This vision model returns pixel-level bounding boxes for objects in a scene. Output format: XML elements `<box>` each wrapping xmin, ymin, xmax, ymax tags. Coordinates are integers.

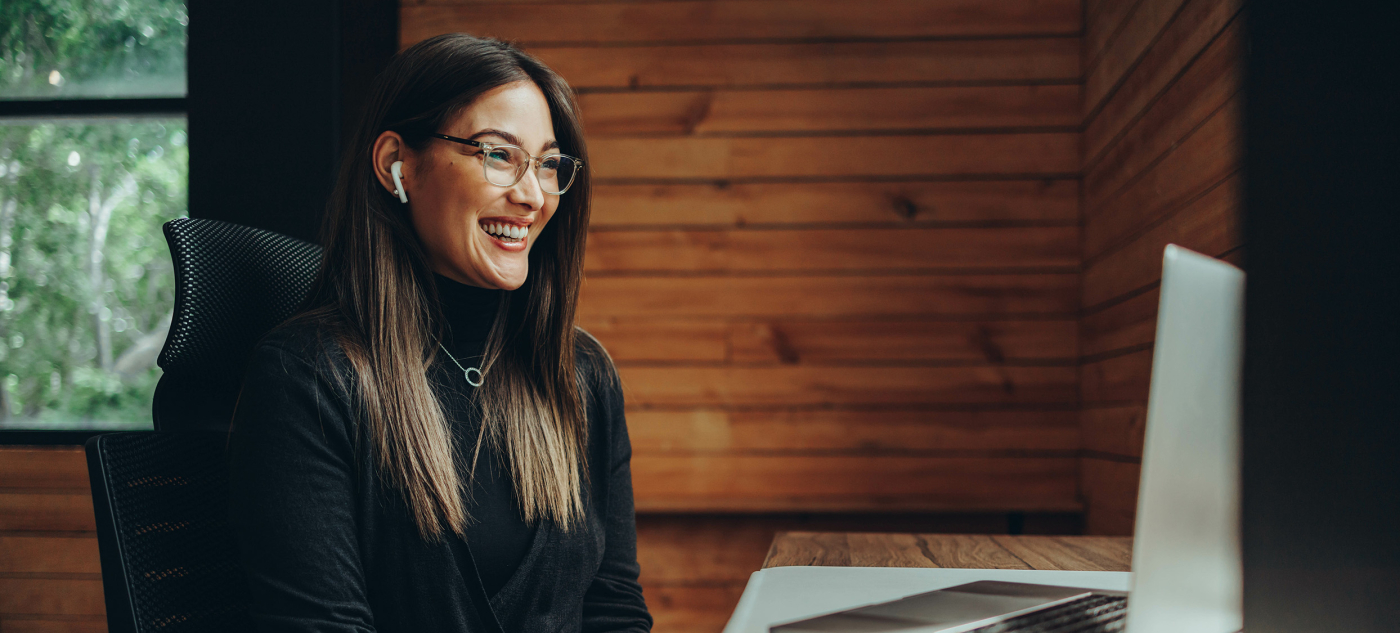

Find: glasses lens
<box><xmin>538</xmin><ymin>155</ymin><xmax>580</xmax><ymax>194</ymax></box>
<box><xmin>482</xmin><ymin>145</ymin><xmax>527</xmax><ymax>186</ymax></box>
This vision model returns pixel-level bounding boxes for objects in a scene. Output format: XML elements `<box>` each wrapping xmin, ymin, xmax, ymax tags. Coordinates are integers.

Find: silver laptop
<box><xmin>773</xmin><ymin>245</ymin><xmax>1245</xmax><ymax>633</ymax></box>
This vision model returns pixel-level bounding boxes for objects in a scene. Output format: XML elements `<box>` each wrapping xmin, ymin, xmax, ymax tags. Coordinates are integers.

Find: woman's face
<box><xmin>373</xmin><ymin>81</ymin><xmax>561</xmax><ymax>290</ymax></box>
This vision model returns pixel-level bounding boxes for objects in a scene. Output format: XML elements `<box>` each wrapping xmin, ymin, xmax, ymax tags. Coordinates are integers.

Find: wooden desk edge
<box><xmin>763</xmin><ymin>532</ymin><xmax>1133</xmax><ymax>572</ymax></box>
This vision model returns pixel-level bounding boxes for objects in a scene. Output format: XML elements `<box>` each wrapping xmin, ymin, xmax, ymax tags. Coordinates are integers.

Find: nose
<box><xmin>507</xmin><ymin>160</ymin><xmax>547</xmax><ymax>211</ymax></box>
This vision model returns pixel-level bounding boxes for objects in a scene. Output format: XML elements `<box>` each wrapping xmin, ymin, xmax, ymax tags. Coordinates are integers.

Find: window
<box><xmin>0</xmin><ymin>0</ymin><xmax>187</xmax><ymax>432</ymax></box>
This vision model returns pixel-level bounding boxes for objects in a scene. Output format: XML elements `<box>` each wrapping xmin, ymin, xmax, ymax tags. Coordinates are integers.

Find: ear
<box><xmin>371</xmin><ymin>131</ymin><xmax>410</xmax><ymax>198</ymax></box>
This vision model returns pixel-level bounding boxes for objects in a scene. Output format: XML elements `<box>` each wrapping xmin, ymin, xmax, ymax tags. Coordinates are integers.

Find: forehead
<box><xmin>446</xmin><ymin>81</ymin><xmax>555</xmax><ymax>149</ymax></box>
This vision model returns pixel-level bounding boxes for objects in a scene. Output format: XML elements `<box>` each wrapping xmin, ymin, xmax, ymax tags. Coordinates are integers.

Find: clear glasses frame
<box><xmin>430</xmin><ymin>132</ymin><xmax>584</xmax><ymax>195</ymax></box>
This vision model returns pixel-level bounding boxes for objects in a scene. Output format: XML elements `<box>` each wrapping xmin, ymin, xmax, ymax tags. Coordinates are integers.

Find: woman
<box><xmin>227</xmin><ymin>34</ymin><xmax>652</xmax><ymax>632</ymax></box>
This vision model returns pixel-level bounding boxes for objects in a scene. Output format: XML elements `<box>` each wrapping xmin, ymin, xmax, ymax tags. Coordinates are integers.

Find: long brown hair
<box><xmin>289</xmin><ymin>34</ymin><xmax>592</xmax><ymax>540</ymax></box>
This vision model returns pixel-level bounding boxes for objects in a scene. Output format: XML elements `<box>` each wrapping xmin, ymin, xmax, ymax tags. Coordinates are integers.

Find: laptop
<box><xmin>769</xmin><ymin>245</ymin><xmax>1245</xmax><ymax>633</ymax></box>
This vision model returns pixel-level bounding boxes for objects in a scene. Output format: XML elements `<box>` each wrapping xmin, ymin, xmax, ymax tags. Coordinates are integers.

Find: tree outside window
<box><xmin>1</xmin><ymin>0</ymin><xmax>186</xmax><ymax>430</ymax></box>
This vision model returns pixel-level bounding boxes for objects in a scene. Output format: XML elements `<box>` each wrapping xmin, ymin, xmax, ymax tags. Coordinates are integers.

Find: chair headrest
<box><xmin>158</xmin><ymin>218</ymin><xmax>322</xmax><ymax>378</ymax></box>
<box><xmin>153</xmin><ymin>218</ymin><xmax>322</xmax><ymax>431</ymax></box>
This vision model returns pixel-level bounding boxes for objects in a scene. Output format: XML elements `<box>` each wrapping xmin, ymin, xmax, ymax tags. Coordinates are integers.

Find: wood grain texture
<box><xmin>528</xmin><ymin>38</ymin><xmax>1081</xmax><ymax>89</ymax></box>
<box><xmin>1084</xmin><ymin>19</ymin><xmax>1241</xmax><ymax>201</ymax></box>
<box><xmin>0</xmin><ymin>578</ymin><xmax>104</xmax><ymax>616</ymax></box>
<box><xmin>0</xmin><ymin>448</ymin><xmax>88</xmax><ymax>491</ymax></box>
<box><xmin>1081</xmin><ymin>287</ymin><xmax>1159</xmax><ymax>358</ymax></box>
<box><xmin>627</xmin><ymin>409</ymin><xmax>1080</xmax><ymax>453</ymax></box>
<box><xmin>1083</xmin><ymin>173</ymin><xmax>1241</xmax><ymax>306</ymax></box>
<box><xmin>0</xmin><ymin>537</ymin><xmax>100</xmax><ymax>574</ymax></box>
<box><xmin>581</xmin><ymin>318</ymin><xmax>1079</xmax><ymax>364</ymax></box>
<box><xmin>1084</xmin><ymin>0</ymin><xmax>1188</xmax><ymax>115</ymax></box>
<box><xmin>587</xmin><ymin>134</ymin><xmax>1079</xmax><ymax>180</ymax></box>
<box><xmin>1081</xmin><ymin>459</ymin><xmax>1141</xmax><ymax>536</ymax></box>
<box><xmin>1084</xmin><ymin>0</ymin><xmax>1242</xmax><ymax>157</ymax></box>
<box><xmin>589</xmin><ymin>180</ymin><xmax>1080</xmax><ymax>227</ymax></box>
<box><xmin>618</xmin><ymin>365</ymin><xmax>1078</xmax><ymax>407</ymax></box>
<box><xmin>1083</xmin><ymin>0</ymin><xmax>1142</xmax><ymax>72</ymax></box>
<box><xmin>1080</xmin><ymin>349</ymin><xmax>1152</xmax><ymax>406</ymax></box>
<box><xmin>0</xmin><ymin>618</ymin><xmax>108</xmax><ymax>633</ymax></box>
<box><xmin>1083</xmin><ymin>96</ymin><xmax>1240</xmax><ymax>260</ymax></box>
<box><xmin>1082</xmin><ymin>405</ymin><xmax>1148</xmax><ymax>459</ymax></box>
<box><xmin>579</xmin><ymin>85</ymin><xmax>1082</xmax><ymax>135</ymax></box>
<box><xmin>585</xmin><ymin>227</ymin><xmax>1079</xmax><ymax>273</ymax></box>
<box><xmin>578</xmin><ymin>274</ymin><xmax>1079</xmax><ymax>319</ymax></box>
<box><xmin>402</xmin><ymin>0</ymin><xmax>1081</xmax><ymax>45</ymax></box>
<box><xmin>632</xmin><ymin>456</ymin><xmax>1080</xmax><ymax>513</ymax></box>
<box><xmin>0</xmin><ymin>494</ymin><xmax>96</xmax><ymax>533</ymax></box>
<box><xmin>763</xmin><ymin>533</ymin><xmax>1132</xmax><ymax>570</ymax></box>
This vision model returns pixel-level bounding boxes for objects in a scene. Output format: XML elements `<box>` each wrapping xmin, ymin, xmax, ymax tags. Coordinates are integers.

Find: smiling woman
<box><xmin>226</xmin><ymin>34</ymin><xmax>649</xmax><ymax>633</ymax></box>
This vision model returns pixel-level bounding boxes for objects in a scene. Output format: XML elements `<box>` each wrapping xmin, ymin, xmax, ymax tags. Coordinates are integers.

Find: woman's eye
<box><xmin>540</xmin><ymin>156</ymin><xmax>561</xmax><ymax>171</ymax></box>
<box><xmin>485</xmin><ymin>149</ymin><xmax>513</xmax><ymax>166</ymax></box>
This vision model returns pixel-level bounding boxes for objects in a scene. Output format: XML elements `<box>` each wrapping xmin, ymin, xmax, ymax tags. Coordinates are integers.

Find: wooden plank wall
<box><xmin>1079</xmin><ymin>0</ymin><xmax>1244</xmax><ymax>535</ymax></box>
<box><xmin>0</xmin><ymin>447</ymin><xmax>105</xmax><ymax>632</ymax></box>
<box><xmin>401</xmin><ymin>0</ymin><xmax>1083</xmax><ymax>629</ymax></box>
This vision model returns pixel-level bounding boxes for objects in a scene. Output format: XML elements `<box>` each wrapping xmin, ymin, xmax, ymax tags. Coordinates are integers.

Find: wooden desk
<box><xmin>763</xmin><ymin>533</ymin><xmax>1133</xmax><ymax>572</ymax></box>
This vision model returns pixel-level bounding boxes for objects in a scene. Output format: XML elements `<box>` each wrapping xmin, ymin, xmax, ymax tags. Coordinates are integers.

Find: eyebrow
<box><xmin>467</xmin><ymin>128</ymin><xmax>560</xmax><ymax>153</ymax></box>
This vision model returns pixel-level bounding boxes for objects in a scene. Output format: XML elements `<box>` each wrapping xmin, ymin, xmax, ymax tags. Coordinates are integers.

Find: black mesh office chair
<box><xmin>86</xmin><ymin>218</ymin><xmax>322</xmax><ymax>633</ymax></box>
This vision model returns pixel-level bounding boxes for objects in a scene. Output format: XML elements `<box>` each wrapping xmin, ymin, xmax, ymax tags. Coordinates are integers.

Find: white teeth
<box><xmin>481</xmin><ymin>222</ymin><xmax>528</xmax><ymax>241</ymax></box>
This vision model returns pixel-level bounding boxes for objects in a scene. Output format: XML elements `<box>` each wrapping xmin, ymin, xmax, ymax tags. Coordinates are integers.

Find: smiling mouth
<box><xmin>480</xmin><ymin>221</ymin><xmax>529</xmax><ymax>244</ymax></box>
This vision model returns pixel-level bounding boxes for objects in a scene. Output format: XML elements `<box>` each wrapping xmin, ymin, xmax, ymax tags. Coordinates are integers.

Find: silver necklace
<box><xmin>439</xmin><ymin>343</ymin><xmax>483</xmax><ymax>387</ymax></box>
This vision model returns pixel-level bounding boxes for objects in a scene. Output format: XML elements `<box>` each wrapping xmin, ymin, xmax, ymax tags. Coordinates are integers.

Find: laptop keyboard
<box><xmin>968</xmin><ymin>594</ymin><xmax>1126</xmax><ymax>633</ymax></box>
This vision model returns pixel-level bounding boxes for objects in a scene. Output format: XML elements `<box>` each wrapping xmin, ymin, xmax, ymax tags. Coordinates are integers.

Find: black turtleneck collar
<box><xmin>432</xmin><ymin>273</ymin><xmax>502</xmax><ymax>354</ymax></box>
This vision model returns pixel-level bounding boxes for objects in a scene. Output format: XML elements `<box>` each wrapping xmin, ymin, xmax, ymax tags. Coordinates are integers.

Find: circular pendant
<box><xmin>464</xmin><ymin>367</ymin><xmax>483</xmax><ymax>387</ymax></box>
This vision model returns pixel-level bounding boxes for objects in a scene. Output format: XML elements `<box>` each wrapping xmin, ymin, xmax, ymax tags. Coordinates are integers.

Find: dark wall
<box><xmin>1243</xmin><ymin>2</ymin><xmax>1400</xmax><ymax>631</ymax></box>
<box><xmin>187</xmin><ymin>0</ymin><xmax>397</xmax><ymax>244</ymax></box>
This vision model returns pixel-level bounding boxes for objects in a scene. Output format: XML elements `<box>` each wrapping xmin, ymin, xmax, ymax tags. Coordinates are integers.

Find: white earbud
<box><xmin>390</xmin><ymin>160</ymin><xmax>408</xmax><ymax>203</ymax></box>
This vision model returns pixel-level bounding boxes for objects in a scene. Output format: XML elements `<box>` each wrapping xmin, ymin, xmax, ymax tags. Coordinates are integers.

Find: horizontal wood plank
<box><xmin>0</xmin><ymin>578</ymin><xmax>104</xmax><ymax>616</ymax></box>
<box><xmin>0</xmin><ymin>448</ymin><xmax>88</xmax><ymax>491</ymax></box>
<box><xmin>1084</xmin><ymin>0</ymin><xmax>1242</xmax><ymax>157</ymax></box>
<box><xmin>578</xmin><ymin>274</ymin><xmax>1079</xmax><ymax>318</ymax></box>
<box><xmin>579</xmin><ymin>85</ymin><xmax>1081</xmax><ymax>135</ymax></box>
<box><xmin>1083</xmin><ymin>173</ymin><xmax>1242</xmax><ymax>306</ymax></box>
<box><xmin>991</xmin><ymin>535</ymin><xmax>1134</xmax><ymax>571</ymax></box>
<box><xmin>637</xmin><ymin>516</ymin><xmax>775</xmax><ymax>584</ymax></box>
<box><xmin>632</xmin><ymin>456</ymin><xmax>1080</xmax><ymax>512</ymax></box>
<box><xmin>0</xmin><ymin>494</ymin><xmax>95</xmax><ymax>533</ymax></box>
<box><xmin>1083</xmin><ymin>405</ymin><xmax>1148</xmax><ymax>459</ymax></box>
<box><xmin>588</xmin><ymin>134</ymin><xmax>1080</xmax><ymax>180</ymax></box>
<box><xmin>727</xmin><ymin>319</ymin><xmax>1078</xmax><ymax>364</ymax></box>
<box><xmin>581</xmin><ymin>318</ymin><xmax>1079</xmax><ymax>364</ymax></box>
<box><xmin>618</xmin><ymin>365</ymin><xmax>1078</xmax><ymax>406</ymax></box>
<box><xmin>1084</xmin><ymin>98</ymin><xmax>1240</xmax><ymax>259</ymax></box>
<box><xmin>1080</xmin><ymin>349</ymin><xmax>1153</xmax><ymax>406</ymax></box>
<box><xmin>590</xmin><ymin>180</ymin><xmax>1080</xmax><ymax>227</ymax></box>
<box><xmin>1084</xmin><ymin>19</ymin><xmax>1241</xmax><ymax>201</ymax></box>
<box><xmin>0</xmin><ymin>537</ymin><xmax>100</xmax><ymax>574</ymax></box>
<box><xmin>0</xmin><ymin>618</ymin><xmax>108</xmax><ymax>633</ymax></box>
<box><xmin>1081</xmin><ymin>288</ymin><xmax>1160</xmax><ymax>358</ymax></box>
<box><xmin>402</xmin><ymin>0</ymin><xmax>1080</xmax><ymax>45</ymax></box>
<box><xmin>1081</xmin><ymin>458</ymin><xmax>1141</xmax><ymax>536</ymax></box>
<box><xmin>627</xmin><ymin>409</ymin><xmax>1080</xmax><ymax>453</ymax></box>
<box><xmin>529</xmin><ymin>38</ymin><xmax>1081</xmax><ymax>89</ymax></box>
<box><xmin>585</xmin><ymin>226</ymin><xmax>1079</xmax><ymax>273</ymax></box>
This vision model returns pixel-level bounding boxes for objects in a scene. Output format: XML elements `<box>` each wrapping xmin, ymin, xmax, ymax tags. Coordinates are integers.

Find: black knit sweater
<box><xmin>226</xmin><ymin>277</ymin><xmax>652</xmax><ymax>633</ymax></box>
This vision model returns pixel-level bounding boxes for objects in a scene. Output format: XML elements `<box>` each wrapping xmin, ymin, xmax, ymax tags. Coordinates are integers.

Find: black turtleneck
<box><xmin>430</xmin><ymin>273</ymin><xmax>537</xmax><ymax>600</ymax></box>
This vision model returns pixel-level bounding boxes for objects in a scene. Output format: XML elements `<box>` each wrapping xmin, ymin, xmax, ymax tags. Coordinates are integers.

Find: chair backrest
<box><xmin>153</xmin><ymin>218</ymin><xmax>322</xmax><ymax>432</ymax></box>
<box><xmin>86</xmin><ymin>432</ymin><xmax>252</xmax><ymax>633</ymax></box>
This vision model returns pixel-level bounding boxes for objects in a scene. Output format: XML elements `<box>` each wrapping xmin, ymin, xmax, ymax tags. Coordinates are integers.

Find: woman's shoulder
<box><xmin>241</xmin><ymin>313</ymin><xmax>357</xmax><ymax>395</ymax></box>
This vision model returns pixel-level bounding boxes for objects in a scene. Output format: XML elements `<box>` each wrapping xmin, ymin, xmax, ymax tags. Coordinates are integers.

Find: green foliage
<box><xmin>0</xmin><ymin>119</ymin><xmax>185</xmax><ymax>429</ymax></box>
<box><xmin>1</xmin><ymin>0</ymin><xmax>187</xmax><ymax>98</ymax></box>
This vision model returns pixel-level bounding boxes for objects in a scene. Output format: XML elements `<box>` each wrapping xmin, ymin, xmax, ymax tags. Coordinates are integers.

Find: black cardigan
<box><xmin>226</xmin><ymin>316</ymin><xmax>652</xmax><ymax>632</ymax></box>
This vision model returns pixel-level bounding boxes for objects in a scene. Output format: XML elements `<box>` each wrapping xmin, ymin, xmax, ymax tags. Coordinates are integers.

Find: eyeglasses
<box><xmin>430</xmin><ymin>133</ymin><xmax>583</xmax><ymax>195</ymax></box>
